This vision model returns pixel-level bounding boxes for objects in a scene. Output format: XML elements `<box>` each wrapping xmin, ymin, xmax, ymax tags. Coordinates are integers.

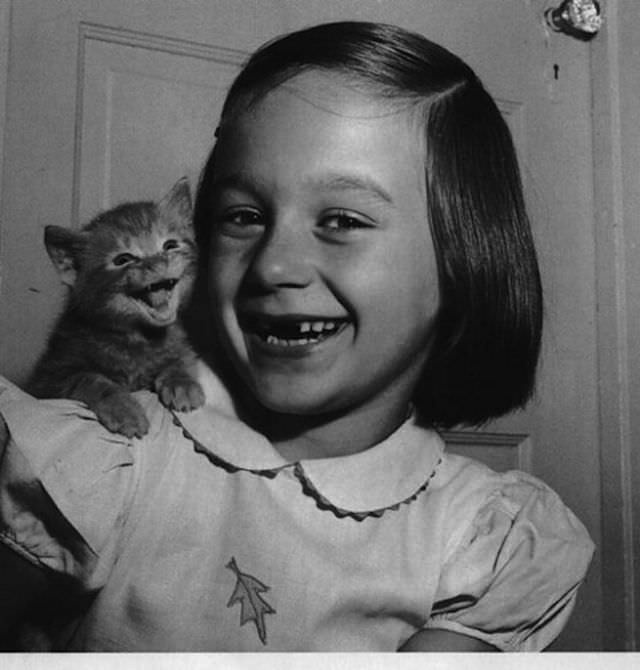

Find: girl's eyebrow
<box><xmin>306</xmin><ymin>173</ymin><xmax>394</xmax><ymax>204</ymax></box>
<box><xmin>210</xmin><ymin>172</ymin><xmax>393</xmax><ymax>205</ymax></box>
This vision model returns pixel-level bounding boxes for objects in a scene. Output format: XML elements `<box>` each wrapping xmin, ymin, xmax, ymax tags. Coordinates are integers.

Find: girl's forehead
<box><xmin>213</xmin><ymin>77</ymin><xmax>427</xmax><ymax>205</ymax></box>
<box><xmin>277</xmin><ymin>70</ymin><xmax>399</xmax><ymax>117</ymax></box>
<box><xmin>224</xmin><ymin>69</ymin><xmax>419</xmax><ymax>130</ymax></box>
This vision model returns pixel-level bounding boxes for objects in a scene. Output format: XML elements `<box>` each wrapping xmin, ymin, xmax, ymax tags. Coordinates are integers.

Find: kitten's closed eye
<box><xmin>113</xmin><ymin>252</ymin><xmax>139</xmax><ymax>266</ymax></box>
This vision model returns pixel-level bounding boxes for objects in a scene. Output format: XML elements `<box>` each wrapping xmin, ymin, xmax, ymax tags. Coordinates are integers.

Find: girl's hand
<box><xmin>399</xmin><ymin>628</ymin><xmax>497</xmax><ymax>652</ymax></box>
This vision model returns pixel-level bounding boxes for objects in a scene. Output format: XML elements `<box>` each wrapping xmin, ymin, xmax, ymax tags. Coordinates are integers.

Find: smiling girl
<box><xmin>207</xmin><ymin>67</ymin><xmax>439</xmax><ymax>461</ymax></box>
<box><xmin>0</xmin><ymin>22</ymin><xmax>593</xmax><ymax>651</ymax></box>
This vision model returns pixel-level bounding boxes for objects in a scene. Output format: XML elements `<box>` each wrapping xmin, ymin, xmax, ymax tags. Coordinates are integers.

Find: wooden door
<box><xmin>0</xmin><ymin>0</ymin><xmax>605</xmax><ymax>650</ymax></box>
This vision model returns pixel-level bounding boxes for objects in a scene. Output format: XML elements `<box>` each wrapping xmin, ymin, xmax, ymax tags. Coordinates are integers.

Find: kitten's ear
<box><xmin>44</xmin><ymin>225</ymin><xmax>86</xmax><ymax>286</ymax></box>
<box><xmin>159</xmin><ymin>177</ymin><xmax>192</xmax><ymax>226</ymax></box>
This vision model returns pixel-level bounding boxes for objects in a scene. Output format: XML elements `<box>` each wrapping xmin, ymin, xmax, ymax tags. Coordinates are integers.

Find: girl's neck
<box><xmin>237</xmin><ymin>391</ymin><xmax>412</xmax><ymax>462</ymax></box>
<box><xmin>209</xmin><ymin>354</ymin><xmax>416</xmax><ymax>461</ymax></box>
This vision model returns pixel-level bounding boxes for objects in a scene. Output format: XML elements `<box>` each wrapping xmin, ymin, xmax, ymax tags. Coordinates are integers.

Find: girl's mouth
<box><xmin>241</xmin><ymin>315</ymin><xmax>349</xmax><ymax>348</ymax></box>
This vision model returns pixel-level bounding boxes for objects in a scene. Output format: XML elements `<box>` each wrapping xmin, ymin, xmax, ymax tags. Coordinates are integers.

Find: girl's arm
<box><xmin>399</xmin><ymin>629</ymin><xmax>497</xmax><ymax>652</ymax></box>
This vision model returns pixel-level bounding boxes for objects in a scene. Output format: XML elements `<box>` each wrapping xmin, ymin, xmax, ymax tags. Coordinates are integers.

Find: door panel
<box><xmin>443</xmin><ymin>431</ymin><xmax>532</xmax><ymax>474</ymax></box>
<box><xmin>0</xmin><ymin>0</ymin><xmax>603</xmax><ymax>650</ymax></box>
<box><xmin>76</xmin><ymin>24</ymin><xmax>243</xmax><ymax>223</ymax></box>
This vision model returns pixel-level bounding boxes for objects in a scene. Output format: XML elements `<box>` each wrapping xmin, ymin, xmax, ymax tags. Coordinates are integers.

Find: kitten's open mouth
<box><xmin>130</xmin><ymin>278</ymin><xmax>179</xmax><ymax>322</ymax></box>
<box><xmin>241</xmin><ymin>314</ymin><xmax>350</xmax><ymax>347</ymax></box>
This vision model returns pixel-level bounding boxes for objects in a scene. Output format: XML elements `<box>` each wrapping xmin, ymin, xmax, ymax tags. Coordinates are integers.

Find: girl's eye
<box><xmin>216</xmin><ymin>208</ymin><xmax>264</xmax><ymax>238</ymax></box>
<box><xmin>319</xmin><ymin>211</ymin><xmax>372</xmax><ymax>233</ymax></box>
<box><xmin>112</xmin><ymin>253</ymin><xmax>138</xmax><ymax>266</ymax></box>
<box><xmin>163</xmin><ymin>239</ymin><xmax>180</xmax><ymax>252</ymax></box>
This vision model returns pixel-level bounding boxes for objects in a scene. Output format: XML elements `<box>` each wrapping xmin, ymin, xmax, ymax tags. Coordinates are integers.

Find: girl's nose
<box><xmin>248</xmin><ymin>223</ymin><xmax>314</xmax><ymax>289</ymax></box>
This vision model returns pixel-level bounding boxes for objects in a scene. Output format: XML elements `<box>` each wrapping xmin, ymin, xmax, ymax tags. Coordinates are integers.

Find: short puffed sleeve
<box><xmin>425</xmin><ymin>463</ymin><xmax>594</xmax><ymax>651</ymax></box>
<box><xmin>0</xmin><ymin>377</ymin><xmax>140</xmax><ymax>590</ymax></box>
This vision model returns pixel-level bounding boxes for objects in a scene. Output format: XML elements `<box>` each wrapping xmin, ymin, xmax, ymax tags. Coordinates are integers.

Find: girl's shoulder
<box><xmin>0</xmin><ymin>358</ymin><xmax>231</xmax><ymax>462</ymax></box>
<box><xmin>0</xmin><ymin>375</ymin><xmax>138</xmax><ymax>581</ymax></box>
<box><xmin>431</xmin><ymin>447</ymin><xmax>594</xmax><ymax>558</ymax></box>
<box><xmin>421</xmin><ymin>441</ymin><xmax>595</xmax><ymax>651</ymax></box>
<box><xmin>0</xmin><ymin>373</ymin><xmax>197</xmax><ymax>569</ymax></box>
<box><xmin>0</xmin><ymin>365</ymin><xmax>240</xmax><ymax>589</ymax></box>
<box><xmin>0</xmin><ymin>374</ymin><xmax>138</xmax><ymax>469</ymax></box>
<box><xmin>432</xmin><ymin>442</ymin><xmax>564</xmax><ymax>512</ymax></box>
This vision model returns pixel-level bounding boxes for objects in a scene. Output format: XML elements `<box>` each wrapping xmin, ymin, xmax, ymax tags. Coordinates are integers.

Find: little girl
<box><xmin>0</xmin><ymin>21</ymin><xmax>593</xmax><ymax>652</ymax></box>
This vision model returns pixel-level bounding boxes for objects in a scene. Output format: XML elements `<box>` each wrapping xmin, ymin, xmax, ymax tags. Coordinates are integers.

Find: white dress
<box><xmin>0</xmin><ymin>372</ymin><xmax>594</xmax><ymax>651</ymax></box>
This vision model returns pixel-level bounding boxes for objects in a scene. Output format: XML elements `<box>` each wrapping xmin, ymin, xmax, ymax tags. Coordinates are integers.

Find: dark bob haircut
<box><xmin>192</xmin><ymin>21</ymin><xmax>543</xmax><ymax>429</ymax></box>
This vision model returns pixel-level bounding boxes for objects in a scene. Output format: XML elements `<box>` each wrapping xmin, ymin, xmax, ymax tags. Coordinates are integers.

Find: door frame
<box><xmin>592</xmin><ymin>0</ymin><xmax>640</xmax><ymax>650</ymax></box>
<box><xmin>0</xmin><ymin>0</ymin><xmax>11</xmax><ymax>284</ymax></box>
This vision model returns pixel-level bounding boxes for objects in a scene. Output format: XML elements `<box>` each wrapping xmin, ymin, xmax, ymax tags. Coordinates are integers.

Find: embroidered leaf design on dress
<box><xmin>226</xmin><ymin>556</ymin><xmax>276</xmax><ymax>645</ymax></box>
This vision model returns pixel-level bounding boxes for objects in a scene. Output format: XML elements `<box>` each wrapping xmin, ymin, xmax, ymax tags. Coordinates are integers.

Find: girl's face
<box><xmin>208</xmin><ymin>71</ymin><xmax>439</xmax><ymax>429</ymax></box>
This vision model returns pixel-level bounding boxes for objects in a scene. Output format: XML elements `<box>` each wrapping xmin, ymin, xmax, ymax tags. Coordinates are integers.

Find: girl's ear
<box><xmin>159</xmin><ymin>177</ymin><xmax>193</xmax><ymax>228</ymax></box>
<box><xmin>44</xmin><ymin>225</ymin><xmax>86</xmax><ymax>286</ymax></box>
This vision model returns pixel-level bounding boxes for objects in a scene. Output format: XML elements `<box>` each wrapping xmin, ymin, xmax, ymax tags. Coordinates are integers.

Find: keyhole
<box><xmin>553</xmin><ymin>64</ymin><xmax>559</xmax><ymax>80</ymax></box>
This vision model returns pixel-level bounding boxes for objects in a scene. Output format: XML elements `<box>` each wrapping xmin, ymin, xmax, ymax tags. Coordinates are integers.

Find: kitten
<box><xmin>27</xmin><ymin>178</ymin><xmax>204</xmax><ymax>438</ymax></box>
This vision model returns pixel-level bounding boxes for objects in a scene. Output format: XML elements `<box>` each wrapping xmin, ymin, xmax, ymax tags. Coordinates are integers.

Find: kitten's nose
<box><xmin>140</xmin><ymin>254</ymin><xmax>169</xmax><ymax>272</ymax></box>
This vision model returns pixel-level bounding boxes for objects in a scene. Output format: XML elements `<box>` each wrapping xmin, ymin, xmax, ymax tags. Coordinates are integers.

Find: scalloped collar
<box><xmin>174</xmin><ymin>367</ymin><xmax>443</xmax><ymax>519</ymax></box>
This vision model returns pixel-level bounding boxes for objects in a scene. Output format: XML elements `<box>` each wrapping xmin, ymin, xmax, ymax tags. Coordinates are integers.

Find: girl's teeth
<box><xmin>300</xmin><ymin>320</ymin><xmax>337</xmax><ymax>334</ymax></box>
<box><xmin>263</xmin><ymin>324</ymin><xmax>343</xmax><ymax>347</ymax></box>
<box><xmin>257</xmin><ymin>319</ymin><xmax>345</xmax><ymax>346</ymax></box>
<box><xmin>266</xmin><ymin>335</ymin><xmax>313</xmax><ymax>347</ymax></box>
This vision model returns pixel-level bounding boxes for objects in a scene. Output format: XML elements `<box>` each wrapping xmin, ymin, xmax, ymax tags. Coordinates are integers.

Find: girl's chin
<box><xmin>240</xmin><ymin>377</ymin><xmax>352</xmax><ymax>419</ymax></box>
<box><xmin>252</xmin><ymin>391</ymin><xmax>339</xmax><ymax>417</ymax></box>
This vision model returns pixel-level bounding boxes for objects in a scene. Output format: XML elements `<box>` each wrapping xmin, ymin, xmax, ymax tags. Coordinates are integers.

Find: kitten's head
<box><xmin>45</xmin><ymin>178</ymin><xmax>197</xmax><ymax>329</ymax></box>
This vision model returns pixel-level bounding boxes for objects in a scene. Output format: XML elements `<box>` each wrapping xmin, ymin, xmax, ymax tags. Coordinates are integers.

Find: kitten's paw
<box><xmin>93</xmin><ymin>393</ymin><xmax>150</xmax><ymax>438</ymax></box>
<box><xmin>155</xmin><ymin>372</ymin><xmax>205</xmax><ymax>413</ymax></box>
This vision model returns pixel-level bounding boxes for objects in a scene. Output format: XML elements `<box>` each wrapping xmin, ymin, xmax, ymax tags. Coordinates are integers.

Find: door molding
<box><xmin>72</xmin><ymin>21</ymin><xmax>246</xmax><ymax>227</ymax></box>
<box><xmin>77</xmin><ymin>21</ymin><xmax>246</xmax><ymax>63</ymax></box>
<box><xmin>0</xmin><ymin>0</ymin><xmax>11</xmax><ymax>296</ymax></box>
<box><xmin>443</xmin><ymin>430</ymin><xmax>532</xmax><ymax>472</ymax></box>
<box><xmin>591</xmin><ymin>0</ymin><xmax>639</xmax><ymax>650</ymax></box>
